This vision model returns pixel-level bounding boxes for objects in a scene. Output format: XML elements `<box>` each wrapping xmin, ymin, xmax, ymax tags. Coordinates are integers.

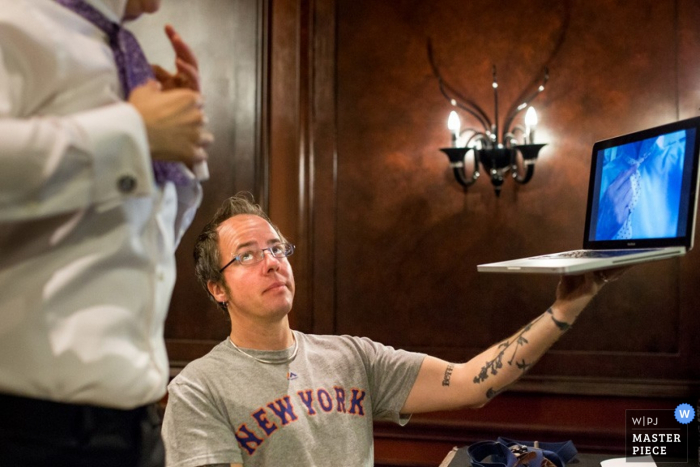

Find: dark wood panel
<box><xmin>267</xmin><ymin>0</ymin><xmax>339</xmax><ymax>335</ymax></box>
<box><xmin>374</xmin><ymin>393</ymin><xmax>697</xmax><ymax>466</ymax></box>
<box><xmin>330</xmin><ymin>0</ymin><xmax>700</xmax><ymax>393</ymax></box>
<box><xmin>268</xmin><ymin>0</ymin><xmax>310</xmax><ymax>332</ymax></box>
<box><xmin>308</xmin><ymin>0</ymin><xmax>340</xmax><ymax>335</ymax></box>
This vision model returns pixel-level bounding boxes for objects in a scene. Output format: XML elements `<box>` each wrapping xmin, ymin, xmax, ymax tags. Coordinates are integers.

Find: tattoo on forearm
<box><xmin>486</xmin><ymin>386</ymin><xmax>504</xmax><ymax>400</ymax></box>
<box><xmin>473</xmin><ymin>314</ymin><xmax>543</xmax><ymax>386</ymax></box>
<box><xmin>546</xmin><ymin>307</ymin><xmax>572</xmax><ymax>331</ymax></box>
<box><xmin>442</xmin><ymin>363</ymin><xmax>455</xmax><ymax>387</ymax></box>
<box><xmin>476</xmin><ymin>309</ymin><xmax>571</xmax><ymax>398</ymax></box>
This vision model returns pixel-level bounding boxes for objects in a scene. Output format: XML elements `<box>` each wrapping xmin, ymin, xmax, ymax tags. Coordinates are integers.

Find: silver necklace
<box><xmin>228</xmin><ymin>332</ymin><xmax>298</xmax><ymax>365</ymax></box>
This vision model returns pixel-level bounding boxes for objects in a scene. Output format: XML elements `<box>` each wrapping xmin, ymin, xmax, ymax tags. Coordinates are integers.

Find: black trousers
<box><xmin>0</xmin><ymin>392</ymin><xmax>165</xmax><ymax>467</ymax></box>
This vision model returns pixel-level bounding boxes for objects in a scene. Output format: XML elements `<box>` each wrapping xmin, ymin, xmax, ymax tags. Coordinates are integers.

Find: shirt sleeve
<box><xmin>0</xmin><ymin>9</ymin><xmax>155</xmax><ymax>222</ymax></box>
<box><xmin>162</xmin><ymin>374</ymin><xmax>244</xmax><ymax>467</ymax></box>
<box><xmin>0</xmin><ymin>102</ymin><xmax>155</xmax><ymax>222</ymax></box>
<box><xmin>354</xmin><ymin>337</ymin><xmax>426</xmax><ymax>425</ymax></box>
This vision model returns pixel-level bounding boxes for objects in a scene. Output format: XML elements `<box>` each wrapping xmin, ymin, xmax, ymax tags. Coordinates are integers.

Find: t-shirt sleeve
<box><xmin>353</xmin><ymin>337</ymin><xmax>426</xmax><ymax>425</ymax></box>
<box><xmin>162</xmin><ymin>372</ymin><xmax>244</xmax><ymax>467</ymax></box>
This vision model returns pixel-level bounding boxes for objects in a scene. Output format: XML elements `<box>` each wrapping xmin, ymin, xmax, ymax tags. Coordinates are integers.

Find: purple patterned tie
<box><xmin>55</xmin><ymin>0</ymin><xmax>190</xmax><ymax>185</ymax></box>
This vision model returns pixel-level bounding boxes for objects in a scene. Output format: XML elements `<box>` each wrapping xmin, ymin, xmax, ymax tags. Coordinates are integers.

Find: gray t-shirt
<box><xmin>161</xmin><ymin>331</ymin><xmax>426</xmax><ymax>467</ymax></box>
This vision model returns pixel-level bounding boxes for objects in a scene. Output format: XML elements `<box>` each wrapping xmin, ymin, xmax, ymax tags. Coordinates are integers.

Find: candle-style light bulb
<box><xmin>448</xmin><ymin>111</ymin><xmax>461</xmax><ymax>147</ymax></box>
<box><xmin>525</xmin><ymin>106</ymin><xmax>538</xmax><ymax>144</ymax></box>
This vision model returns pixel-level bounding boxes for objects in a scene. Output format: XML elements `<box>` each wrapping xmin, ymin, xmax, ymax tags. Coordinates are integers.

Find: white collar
<box><xmin>84</xmin><ymin>0</ymin><xmax>128</xmax><ymax>24</ymax></box>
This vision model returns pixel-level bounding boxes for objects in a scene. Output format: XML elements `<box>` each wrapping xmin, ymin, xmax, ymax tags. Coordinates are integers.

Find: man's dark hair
<box><xmin>194</xmin><ymin>193</ymin><xmax>286</xmax><ymax>310</ymax></box>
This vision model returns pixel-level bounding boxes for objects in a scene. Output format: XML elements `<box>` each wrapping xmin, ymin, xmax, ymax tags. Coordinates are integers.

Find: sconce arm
<box><xmin>512</xmin><ymin>163</ymin><xmax>535</xmax><ymax>184</ymax></box>
<box><xmin>503</xmin><ymin>133</ymin><xmax>520</xmax><ymax>148</ymax></box>
<box><xmin>428</xmin><ymin>39</ymin><xmax>492</xmax><ymax>132</ymax></box>
<box><xmin>440</xmin><ymin>147</ymin><xmax>480</xmax><ymax>188</ymax></box>
<box><xmin>512</xmin><ymin>143</ymin><xmax>546</xmax><ymax>184</ymax></box>
<box><xmin>452</xmin><ymin>165</ymin><xmax>480</xmax><ymax>188</ymax></box>
<box><xmin>466</xmin><ymin>132</ymin><xmax>492</xmax><ymax>149</ymax></box>
<box><xmin>501</xmin><ymin>67</ymin><xmax>549</xmax><ymax>142</ymax></box>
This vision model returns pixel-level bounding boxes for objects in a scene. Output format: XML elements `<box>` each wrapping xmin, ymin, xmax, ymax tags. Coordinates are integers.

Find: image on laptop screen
<box><xmin>588</xmin><ymin>127</ymin><xmax>697</xmax><ymax>242</ymax></box>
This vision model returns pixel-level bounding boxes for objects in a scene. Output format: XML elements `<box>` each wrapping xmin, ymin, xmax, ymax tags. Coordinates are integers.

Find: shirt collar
<box><xmin>83</xmin><ymin>0</ymin><xmax>128</xmax><ymax>24</ymax></box>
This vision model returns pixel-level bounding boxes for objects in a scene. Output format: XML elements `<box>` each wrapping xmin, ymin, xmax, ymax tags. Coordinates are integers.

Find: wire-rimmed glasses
<box><xmin>219</xmin><ymin>242</ymin><xmax>295</xmax><ymax>273</ymax></box>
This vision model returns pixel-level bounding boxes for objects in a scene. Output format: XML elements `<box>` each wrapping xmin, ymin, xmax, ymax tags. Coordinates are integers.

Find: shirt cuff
<box><xmin>71</xmin><ymin>102</ymin><xmax>155</xmax><ymax>203</ymax></box>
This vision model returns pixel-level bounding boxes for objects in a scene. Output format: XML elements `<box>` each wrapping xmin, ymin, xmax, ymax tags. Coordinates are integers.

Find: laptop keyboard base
<box><xmin>532</xmin><ymin>249</ymin><xmax>661</xmax><ymax>260</ymax></box>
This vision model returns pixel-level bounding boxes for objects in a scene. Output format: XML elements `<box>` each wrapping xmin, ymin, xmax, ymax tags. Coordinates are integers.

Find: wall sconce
<box><xmin>429</xmin><ymin>44</ymin><xmax>549</xmax><ymax>196</ymax></box>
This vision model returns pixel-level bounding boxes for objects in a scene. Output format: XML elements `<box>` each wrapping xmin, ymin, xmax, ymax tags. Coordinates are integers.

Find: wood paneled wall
<box><xmin>265</xmin><ymin>0</ymin><xmax>700</xmax><ymax>463</ymax></box>
<box><xmin>329</xmin><ymin>0</ymin><xmax>700</xmax><ymax>393</ymax></box>
<box><xmin>267</xmin><ymin>0</ymin><xmax>700</xmax><ymax>388</ymax></box>
<box><xmin>135</xmin><ymin>0</ymin><xmax>700</xmax><ymax>464</ymax></box>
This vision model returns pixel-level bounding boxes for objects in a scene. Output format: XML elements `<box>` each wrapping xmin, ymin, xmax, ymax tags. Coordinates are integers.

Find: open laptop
<box><xmin>477</xmin><ymin>116</ymin><xmax>700</xmax><ymax>275</ymax></box>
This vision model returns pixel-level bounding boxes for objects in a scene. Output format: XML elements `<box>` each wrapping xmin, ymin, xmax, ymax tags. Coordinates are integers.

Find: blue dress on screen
<box><xmin>596</xmin><ymin>130</ymin><xmax>685</xmax><ymax>240</ymax></box>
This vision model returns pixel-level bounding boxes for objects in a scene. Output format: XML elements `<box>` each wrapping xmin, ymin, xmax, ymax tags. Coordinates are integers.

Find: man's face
<box><xmin>123</xmin><ymin>0</ymin><xmax>161</xmax><ymax>20</ymax></box>
<box><xmin>211</xmin><ymin>215</ymin><xmax>295</xmax><ymax>324</ymax></box>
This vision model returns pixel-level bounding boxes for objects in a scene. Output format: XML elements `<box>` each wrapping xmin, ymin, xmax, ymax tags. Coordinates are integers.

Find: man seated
<box><xmin>161</xmin><ymin>194</ymin><xmax>622</xmax><ymax>467</ymax></box>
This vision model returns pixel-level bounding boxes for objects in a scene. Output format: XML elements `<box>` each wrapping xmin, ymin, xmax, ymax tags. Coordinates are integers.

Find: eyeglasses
<box><xmin>219</xmin><ymin>242</ymin><xmax>295</xmax><ymax>272</ymax></box>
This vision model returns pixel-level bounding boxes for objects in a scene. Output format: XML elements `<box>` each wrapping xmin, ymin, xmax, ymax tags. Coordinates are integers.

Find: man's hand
<box><xmin>152</xmin><ymin>24</ymin><xmax>201</xmax><ymax>92</ymax></box>
<box><xmin>553</xmin><ymin>267</ymin><xmax>629</xmax><ymax>322</ymax></box>
<box><xmin>133</xmin><ymin>25</ymin><xmax>213</xmax><ymax>169</ymax></box>
<box><xmin>129</xmin><ymin>80</ymin><xmax>212</xmax><ymax>168</ymax></box>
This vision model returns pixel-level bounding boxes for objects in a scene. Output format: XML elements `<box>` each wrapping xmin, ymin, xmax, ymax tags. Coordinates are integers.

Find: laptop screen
<box><xmin>584</xmin><ymin>117</ymin><xmax>700</xmax><ymax>249</ymax></box>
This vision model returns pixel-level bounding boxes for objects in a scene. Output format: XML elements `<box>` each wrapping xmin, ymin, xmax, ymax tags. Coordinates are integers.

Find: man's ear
<box><xmin>207</xmin><ymin>280</ymin><xmax>227</xmax><ymax>303</ymax></box>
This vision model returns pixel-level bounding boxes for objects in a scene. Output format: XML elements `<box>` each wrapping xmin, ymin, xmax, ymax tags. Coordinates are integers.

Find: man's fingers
<box><xmin>132</xmin><ymin>79</ymin><xmax>161</xmax><ymax>94</ymax></box>
<box><xmin>175</xmin><ymin>59</ymin><xmax>200</xmax><ymax>91</ymax></box>
<box><xmin>164</xmin><ymin>23</ymin><xmax>177</xmax><ymax>39</ymax></box>
<box><xmin>193</xmin><ymin>147</ymin><xmax>208</xmax><ymax>162</ymax></box>
<box><xmin>594</xmin><ymin>266</ymin><xmax>631</xmax><ymax>287</ymax></box>
<box><xmin>158</xmin><ymin>25</ymin><xmax>201</xmax><ymax>92</ymax></box>
<box><xmin>131</xmin><ymin>85</ymin><xmax>210</xmax><ymax>162</ymax></box>
<box><xmin>178</xmin><ymin>147</ymin><xmax>207</xmax><ymax>171</ymax></box>
<box><xmin>168</xmin><ymin>88</ymin><xmax>204</xmax><ymax>112</ymax></box>
<box><xmin>151</xmin><ymin>64</ymin><xmax>171</xmax><ymax>83</ymax></box>
<box><xmin>608</xmin><ymin>265</ymin><xmax>631</xmax><ymax>281</ymax></box>
<box><xmin>199</xmin><ymin>131</ymin><xmax>214</xmax><ymax>147</ymax></box>
<box><xmin>184</xmin><ymin>127</ymin><xmax>213</xmax><ymax>149</ymax></box>
<box><xmin>164</xmin><ymin>24</ymin><xmax>199</xmax><ymax>69</ymax></box>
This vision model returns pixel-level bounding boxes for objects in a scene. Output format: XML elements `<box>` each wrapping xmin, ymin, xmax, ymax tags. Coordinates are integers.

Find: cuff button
<box><xmin>118</xmin><ymin>175</ymin><xmax>137</xmax><ymax>193</ymax></box>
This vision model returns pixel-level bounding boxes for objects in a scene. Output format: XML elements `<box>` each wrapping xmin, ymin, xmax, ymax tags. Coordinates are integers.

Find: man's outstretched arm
<box><xmin>401</xmin><ymin>270</ymin><xmax>623</xmax><ymax>414</ymax></box>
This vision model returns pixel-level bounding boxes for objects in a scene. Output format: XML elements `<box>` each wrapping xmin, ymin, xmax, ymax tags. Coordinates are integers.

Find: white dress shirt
<box><xmin>0</xmin><ymin>0</ymin><xmax>202</xmax><ymax>409</ymax></box>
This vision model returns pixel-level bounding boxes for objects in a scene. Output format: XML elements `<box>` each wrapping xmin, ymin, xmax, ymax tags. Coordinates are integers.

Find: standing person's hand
<box><xmin>129</xmin><ymin>80</ymin><xmax>211</xmax><ymax>169</ymax></box>
<box><xmin>152</xmin><ymin>24</ymin><xmax>201</xmax><ymax>92</ymax></box>
<box><xmin>145</xmin><ymin>24</ymin><xmax>212</xmax><ymax>175</ymax></box>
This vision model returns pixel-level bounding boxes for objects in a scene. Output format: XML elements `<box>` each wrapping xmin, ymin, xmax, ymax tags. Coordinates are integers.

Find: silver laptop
<box><xmin>478</xmin><ymin>116</ymin><xmax>700</xmax><ymax>275</ymax></box>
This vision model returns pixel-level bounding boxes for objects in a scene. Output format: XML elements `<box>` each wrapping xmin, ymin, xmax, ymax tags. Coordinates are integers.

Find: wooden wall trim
<box><xmin>268</xmin><ymin>0</ymin><xmax>311</xmax><ymax>332</ymax></box>
<box><xmin>309</xmin><ymin>0</ymin><xmax>338</xmax><ymax>335</ymax></box>
<box><xmin>257</xmin><ymin>0</ymin><xmax>271</xmax><ymax>208</ymax></box>
<box><xmin>268</xmin><ymin>0</ymin><xmax>338</xmax><ymax>335</ymax></box>
<box><xmin>510</xmin><ymin>375</ymin><xmax>700</xmax><ymax>398</ymax></box>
